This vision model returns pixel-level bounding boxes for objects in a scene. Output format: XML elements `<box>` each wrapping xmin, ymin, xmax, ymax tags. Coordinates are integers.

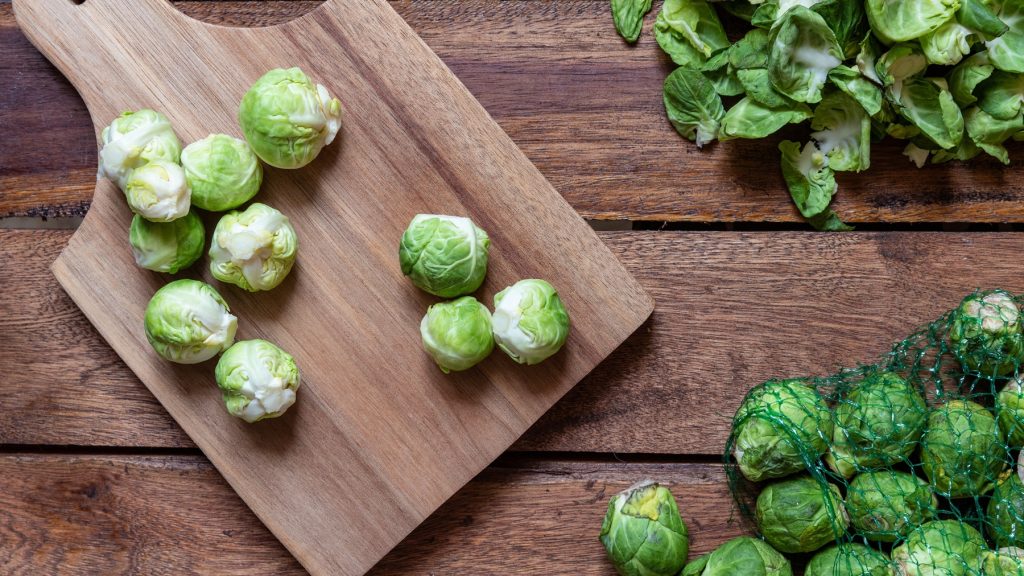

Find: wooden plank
<box><xmin>1</xmin><ymin>1</ymin><xmax>1021</xmax><ymax>223</ymax></box>
<box><xmin>7</xmin><ymin>229</ymin><xmax>1024</xmax><ymax>454</ymax></box>
<box><xmin>0</xmin><ymin>454</ymin><xmax>743</xmax><ymax>574</ymax></box>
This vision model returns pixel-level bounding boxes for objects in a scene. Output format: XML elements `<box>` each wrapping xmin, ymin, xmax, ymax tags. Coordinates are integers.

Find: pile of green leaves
<box><xmin>612</xmin><ymin>0</ymin><xmax>1024</xmax><ymax>229</ymax></box>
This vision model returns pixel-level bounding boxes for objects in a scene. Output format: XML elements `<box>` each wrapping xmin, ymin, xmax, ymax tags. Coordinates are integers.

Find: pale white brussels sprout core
<box><xmin>181</xmin><ymin>134</ymin><xmax>263</xmax><ymax>212</ymax></box>
<box><xmin>215</xmin><ymin>339</ymin><xmax>300</xmax><ymax>423</ymax></box>
<box><xmin>144</xmin><ymin>279</ymin><xmax>238</xmax><ymax>364</ymax></box>
<box><xmin>98</xmin><ymin>109</ymin><xmax>182</xmax><ymax>189</ymax></box>
<box><xmin>129</xmin><ymin>210</ymin><xmax>205</xmax><ymax>273</ymax></box>
<box><xmin>420</xmin><ymin>296</ymin><xmax>495</xmax><ymax>373</ymax></box>
<box><xmin>209</xmin><ymin>202</ymin><xmax>298</xmax><ymax>292</ymax></box>
<box><xmin>124</xmin><ymin>159</ymin><xmax>191</xmax><ymax>222</ymax></box>
<box><xmin>492</xmin><ymin>279</ymin><xmax>570</xmax><ymax>365</ymax></box>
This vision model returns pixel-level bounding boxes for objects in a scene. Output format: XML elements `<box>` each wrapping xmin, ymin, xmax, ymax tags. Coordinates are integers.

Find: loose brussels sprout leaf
<box><xmin>921</xmin><ymin>399</ymin><xmax>1007</xmax><ymax>498</ymax></box>
<box><xmin>731</xmin><ymin>378</ymin><xmax>833</xmax><ymax>482</ymax></box>
<box><xmin>846</xmin><ymin>471</ymin><xmax>938</xmax><ymax>542</ymax></box>
<box><xmin>702</xmin><ymin>49</ymin><xmax>746</xmax><ymax>96</ymax></box>
<box><xmin>806</xmin><ymin>543</ymin><xmax>895</xmax><ymax>576</ymax></box>
<box><xmin>420</xmin><ymin>296</ymin><xmax>494</xmax><ymax>373</ymax></box>
<box><xmin>181</xmin><ymin>134</ymin><xmax>263</xmax><ymax>212</ymax></box>
<box><xmin>663</xmin><ymin>67</ymin><xmax>725</xmax><ymax>147</ymax></box>
<box><xmin>921</xmin><ymin>21</ymin><xmax>978</xmax><ymax>66</ymax></box>
<box><xmin>896</xmin><ymin>78</ymin><xmax>965</xmax><ymax>150</ymax></box>
<box><xmin>959</xmin><ymin>0</ymin><xmax>1011</xmax><ymax>39</ymax></box>
<box><xmin>976</xmin><ymin>71</ymin><xmax>1024</xmax><ymax>120</ymax></box>
<box><xmin>984</xmin><ymin>548</ymin><xmax>1024</xmax><ymax>576</ymax></box>
<box><xmin>98</xmin><ymin>109</ymin><xmax>182</xmax><ymax>189</ymax></box>
<box><xmin>998</xmin><ymin>376</ymin><xmax>1024</xmax><ymax>447</ymax></box>
<box><xmin>809</xmin><ymin>0</ymin><xmax>868</xmax><ymax>56</ymax></box>
<box><xmin>729</xmin><ymin>28</ymin><xmax>771</xmax><ymax>70</ymax></box>
<box><xmin>985</xmin><ymin>0</ymin><xmax>1024</xmax><ymax>73</ymax></box>
<box><xmin>949</xmin><ymin>290</ymin><xmax>1024</xmax><ymax>376</ymax></box>
<box><xmin>755</xmin><ymin>475</ymin><xmax>849</xmax><ymax>554</ymax></box>
<box><xmin>144</xmin><ymin>279</ymin><xmax>237</xmax><ymax>364</ymax></box>
<box><xmin>689</xmin><ymin>537</ymin><xmax>793</xmax><ymax>576</ymax></box>
<box><xmin>810</xmin><ymin>91</ymin><xmax>872</xmax><ymax>172</ymax></box>
<box><xmin>750</xmin><ymin>0</ymin><xmax>825</xmax><ymax>30</ymax></box>
<box><xmin>399</xmin><ymin>214</ymin><xmax>490</xmax><ymax>298</ymax></box>
<box><xmin>681</xmin><ymin>554</ymin><xmax>710</xmax><ymax>576</ymax></box>
<box><xmin>492</xmin><ymin>279</ymin><xmax>570</xmax><ymax>365</ymax></box>
<box><xmin>611</xmin><ymin>0</ymin><xmax>653</xmax><ymax>43</ymax></box>
<box><xmin>829</xmin><ymin>65</ymin><xmax>884</xmax><ymax>116</ymax></box>
<box><xmin>599</xmin><ymin>481</ymin><xmax>689</xmax><ymax>576</ymax></box>
<box><xmin>209</xmin><ymin>203</ymin><xmax>298</xmax><ymax>292</ymax></box>
<box><xmin>779</xmin><ymin>140</ymin><xmax>850</xmax><ymax>232</ymax></box>
<box><xmin>866</xmin><ymin>0</ymin><xmax>960</xmax><ymax>44</ymax></box>
<box><xmin>948</xmin><ymin>51</ymin><xmax>996</xmax><ymax>107</ymax></box>
<box><xmin>215</xmin><ymin>339</ymin><xmax>299</xmax><ymax>423</ymax></box>
<box><xmin>720</xmin><ymin>97</ymin><xmax>812</xmax><ymax>140</ymax></box>
<box><xmin>965</xmin><ymin>106</ymin><xmax>1024</xmax><ymax>164</ymax></box>
<box><xmin>892</xmin><ymin>521</ymin><xmax>987</xmax><ymax>576</ymax></box>
<box><xmin>988</xmin><ymin>473</ymin><xmax>1024</xmax><ymax>548</ymax></box>
<box><xmin>931</xmin><ymin>137</ymin><xmax>982</xmax><ymax>163</ymax></box>
<box><xmin>876</xmin><ymin>44</ymin><xmax>929</xmax><ymax>103</ymax></box>
<box><xmin>124</xmin><ymin>159</ymin><xmax>191</xmax><ymax>223</ymax></box>
<box><xmin>767</xmin><ymin>7</ymin><xmax>843</xmax><ymax>103</ymax></box>
<box><xmin>654</xmin><ymin>0</ymin><xmax>729</xmax><ymax>67</ymax></box>
<box><xmin>737</xmin><ymin>69</ymin><xmax>795</xmax><ymax>108</ymax></box>
<box><xmin>856</xmin><ymin>33</ymin><xmax>884</xmax><ymax>85</ymax></box>
<box><xmin>238</xmin><ymin>67</ymin><xmax>342</xmax><ymax>169</ymax></box>
<box><xmin>904</xmin><ymin>142</ymin><xmax>932</xmax><ymax>167</ymax></box>
<box><xmin>129</xmin><ymin>210</ymin><xmax>205</xmax><ymax>274</ymax></box>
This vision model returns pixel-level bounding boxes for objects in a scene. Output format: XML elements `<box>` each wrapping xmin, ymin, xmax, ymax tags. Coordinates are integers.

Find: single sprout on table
<box><xmin>144</xmin><ymin>279</ymin><xmax>237</xmax><ymax>364</ymax></box>
<box><xmin>999</xmin><ymin>376</ymin><xmax>1024</xmax><ymax>448</ymax></box>
<box><xmin>181</xmin><ymin>134</ymin><xmax>263</xmax><ymax>211</ymax></box>
<box><xmin>988</xmin><ymin>472</ymin><xmax>1024</xmax><ymax>548</ymax></box>
<box><xmin>399</xmin><ymin>214</ymin><xmax>490</xmax><ymax>298</ymax></box>
<box><xmin>845</xmin><ymin>470</ymin><xmax>937</xmax><ymax>543</ymax></box>
<box><xmin>209</xmin><ymin>202</ymin><xmax>298</xmax><ymax>292</ymax></box>
<box><xmin>215</xmin><ymin>339</ymin><xmax>300</xmax><ymax>423</ymax></box>
<box><xmin>128</xmin><ymin>210</ymin><xmax>205</xmax><ymax>273</ymax></box>
<box><xmin>598</xmin><ymin>481</ymin><xmax>689</xmax><ymax>576</ymax></box>
<box><xmin>491</xmin><ymin>279</ymin><xmax>570</xmax><ymax>365</ymax></box>
<box><xmin>680</xmin><ymin>536</ymin><xmax>792</xmax><ymax>576</ymax></box>
<box><xmin>949</xmin><ymin>290</ymin><xmax>1024</xmax><ymax>377</ymax></box>
<box><xmin>98</xmin><ymin>109</ymin><xmax>182</xmax><ymax>189</ymax></box>
<box><xmin>238</xmin><ymin>67</ymin><xmax>342</xmax><ymax>169</ymax></box>
<box><xmin>123</xmin><ymin>159</ymin><xmax>191</xmax><ymax>222</ymax></box>
<box><xmin>983</xmin><ymin>547</ymin><xmax>1024</xmax><ymax>576</ymax></box>
<box><xmin>805</xmin><ymin>543</ymin><xmax>895</xmax><ymax>576</ymax></box>
<box><xmin>891</xmin><ymin>520</ymin><xmax>986</xmax><ymax>576</ymax></box>
<box><xmin>755</xmin><ymin>475</ymin><xmax>849</xmax><ymax>554</ymax></box>
<box><xmin>420</xmin><ymin>296</ymin><xmax>494</xmax><ymax>373</ymax></box>
<box><xmin>921</xmin><ymin>399</ymin><xmax>1007</xmax><ymax>498</ymax></box>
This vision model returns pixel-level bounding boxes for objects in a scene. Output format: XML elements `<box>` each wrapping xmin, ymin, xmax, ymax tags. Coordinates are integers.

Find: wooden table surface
<box><xmin>2</xmin><ymin>1</ymin><xmax>1023</xmax><ymax>573</ymax></box>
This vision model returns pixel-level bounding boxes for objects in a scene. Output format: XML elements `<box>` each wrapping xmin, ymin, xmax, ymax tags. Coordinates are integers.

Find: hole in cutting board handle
<box><xmin>68</xmin><ymin>0</ymin><xmax>85</xmax><ymax>4</ymax></box>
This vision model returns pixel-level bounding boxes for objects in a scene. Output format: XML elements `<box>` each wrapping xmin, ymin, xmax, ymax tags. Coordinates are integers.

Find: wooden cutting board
<box><xmin>14</xmin><ymin>0</ymin><xmax>653</xmax><ymax>573</ymax></box>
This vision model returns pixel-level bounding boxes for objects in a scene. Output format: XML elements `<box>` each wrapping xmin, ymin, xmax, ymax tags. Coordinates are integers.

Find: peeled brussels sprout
<box><xmin>181</xmin><ymin>134</ymin><xmax>263</xmax><ymax>212</ymax></box>
<box><xmin>983</xmin><ymin>548</ymin><xmax>1024</xmax><ymax>576</ymax></box>
<box><xmin>949</xmin><ymin>290</ymin><xmax>1024</xmax><ymax>377</ymax></box>
<box><xmin>988</xmin><ymin>473</ymin><xmax>1024</xmax><ymax>548</ymax></box>
<box><xmin>755</xmin><ymin>475</ymin><xmax>849</xmax><ymax>554</ymax></box>
<box><xmin>921</xmin><ymin>399</ymin><xmax>1007</xmax><ymax>498</ymax></box>
<box><xmin>492</xmin><ymin>279</ymin><xmax>570</xmax><ymax>365</ymax></box>
<box><xmin>826</xmin><ymin>371</ymin><xmax>927</xmax><ymax>478</ymax></box>
<box><xmin>806</xmin><ymin>543</ymin><xmax>895</xmax><ymax>576</ymax></box>
<box><xmin>891</xmin><ymin>520</ymin><xmax>986</xmax><ymax>576</ymax></box>
<box><xmin>238</xmin><ymin>67</ymin><xmax>342</xmax><ymax>169</ymax></box>
<box><xmin>420</xmin><ymin>296</ymin><xmax>494</xmax><ymax>373</ymax></box>
<box><xmin>598</xmin><ymin>481</ymin><xmax>689</xmax><ymax>576</ymax></box>
<box><xmin>128</xmin><ymin>210</ymin><xmax>205</xmax><ymax>273</ymax></box>
<box><xmin>215</xmin><ymin>339</ymin><xmax>299</xmax><ymax>423</ymax></box>
<box><xmin>399</xmin><ymin>214</ymin><xmax>490</xmax><ymax>298</ymax></box>
<box><xmin>143</xmin><ymin>279</ymin><xmax>237</xmax><ymax>364</ymax></box>
<box><xmin>98</xmin><ymin>109</ymin><xmax>182</xmax><ymax>189</ymax></box>
<box><xmin>845</xmin><ymin>471</ymin><xmax>937</xmax><ymax>542</ymax></box>
<box><xmin>683</xmin><ymin>536</ymin><xmax>792</xmax><ymax>576</ymax></box>
<box><xmin>209</xmin><ymin>203</ymin><xmax>298</xmax><ymax>292</ymax></box>
<box><xmin>123</xmin><ymin>159</ymin><xmax>191</xmax><ymax>222</ymax></box>
<box><xmin>999</xmin><ymin>377</ymin><xmax>1024</xmax><ymax>447</ymax></box>
<box><xmin>731</xmin><ymin>378</ymin><xmax>833</xmax><ymax>482</ymax></box>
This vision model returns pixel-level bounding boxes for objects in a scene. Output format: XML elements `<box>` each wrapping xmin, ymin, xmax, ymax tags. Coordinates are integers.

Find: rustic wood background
<box><xmin>2</xmin><ymin>1</ymin><xmax>1023</xmax><ymax>573</ymax></box>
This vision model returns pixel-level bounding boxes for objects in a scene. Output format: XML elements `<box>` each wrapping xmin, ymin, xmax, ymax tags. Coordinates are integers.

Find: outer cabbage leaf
<box><xmin>720</xmin><ymin>97</ymin><xmax>812</xmax><ymax>140</ymax></box>
<box><xmin>663</xmin><ymin>67</ymin><xmax>725</xmax><ymax>147</ymax></box>
<box><xmin>654</xmin><ymin>0</ymin><xmax>730</xmax><ymax>67</ymax></box>
<box><xmin>866</xmin><ymin>0</ymin><xmax>961</xmax><ymax>44</ymax></box>
<box><xmin>767</xmin><ymin>7</ymin><xmax>844</xmax><ymax>103</ymax></box>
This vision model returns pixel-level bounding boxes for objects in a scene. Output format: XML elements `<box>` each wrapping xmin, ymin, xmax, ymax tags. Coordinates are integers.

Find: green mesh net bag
<box><xmin>724</xmin><ymin>290</ymin><xmax>1024</xmax><ymax>575</ymax></box>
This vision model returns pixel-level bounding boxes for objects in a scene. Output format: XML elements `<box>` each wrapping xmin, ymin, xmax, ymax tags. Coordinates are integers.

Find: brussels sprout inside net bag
<box><xmin>724</xmin><ymin>289</ymin><xmax>1024</xmax><ymax>573</ymax></box>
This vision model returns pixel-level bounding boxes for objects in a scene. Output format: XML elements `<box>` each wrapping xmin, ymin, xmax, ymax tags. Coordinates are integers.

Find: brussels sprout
<box><xmin>598</xmin><ymin>481</ymin><xmax>689</xmax><ymax>576</ymax></box>
<box><xmin>755</xmin><ymin>475</ymin><xmax>849</xmax><ymax>554</ymax></box>
<box><xmin>891</xmin><ymin>520</ymin><xmax>986</xmax><ymax>576</ymax></box>
<box><xmin>143</xmin><ymin>279</ymin><xmax>237</xmax><ymax>364</ymax></box>
<box><xmin>806</xmin><ymin>543</ymin><xmax>895</xmax><ymax>576</ymax></box>
<box><xmin>128</xmin><ymin>210</ymin><xmax>205</xmax><ymax>273</ymax></box>
<box><xmin>491</xmin><ymin>279</ymin><xmax>570</xmax><ymax>365</ymax></box>
<box><xmin>238</xmin><ymin>67</ymin><xmax>342</xmax><ymax>169</ymax></box>
<box><xmin>181</xmin><ymin>134</ymin><xmax>263</xmax><ymax>212</ymax></box>
<box><xmin>983</xmin><ymin>548</ymin><xmax>1024</xmax><ymax>576</ymax></box>
<box><xmin>949</xmin><ymin>290</ymin><xmax>1024</xmax><ymax>377</ymax></box>
<box><xmin>731</xmin><ymin>378</ymin><xmax>833</xmax><ymax>482</ymax></box>
<box><xmin>845</xmin><ymin>471</ymin><xmax>937</xmax><ymax>542</ymax></box>
<box><xmin>663</xmin><ymin>67</ymin><xmax>725</xmax><ymax>148</ymax></box>
<box><xmin>826</xmin><ymin>371</ymin><xmax>927</xmax><ymax>478</ymax></box>
<box><xmin>767</xmin><ymin>7</ymin><xmax>844</xmax><ymax>104</ymax></box>
<box><xmin>215</xmin><ymin>339</ymin><xmax>299</xmax><ymax>423</ymax></box>
<box><xmin>98</xmin><ymin>109</ymin><xmax>182</xmax><ymax>189</ymax></box>
<box><xmin>921</xmin><ymin>399</ymin><xmax>1007</xmax><ymax>498</ymax></box>
<box><xmin>123</xmin><ymin>159</ymin><xmax>191</xmax><ymax>222</ymax></box>
<box><xmin>683</xmin><ymin>536</ymin><xmax>793</xmax><ymax>576</ymax></box>
<box><xmin>209</xmin><ymin>203</ymin><xmax>298</xmax><ymax>292</ymax></box>
<box><xmin>653</xmin><ymin>0</ymin><xmax>729</xmax><ymax>67</ymax></box>
<box><xmin>420</xmin><ymin>296</ymin><xmax>494</xmax><ymax>373</ymax></box>
<box><xmin>988</xmin><ymin>473</ymin><xmax>1024</xmax><ymax>548</ymax></box>
<box><xmin>999</xmin><ymin>377</ymin><xmax>1024</xmax><ymax>447</ymax></box>
<box><xmin>399</xmin><ymin>214</ymin><xmax>490</xmax><ymax>298</ymax></box>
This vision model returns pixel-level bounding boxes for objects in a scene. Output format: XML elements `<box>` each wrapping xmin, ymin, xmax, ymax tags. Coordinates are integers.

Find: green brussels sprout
<box><xmin>891</xmin><ymin>520</ymin><xmax>986</xmax><ymax>576</ymax></box>
<box><xmin>949</xmin><ymin>290</ymin><xmax>1024</xmax><ymax>377</ymax></box>
<box><xmin>731</xmin><ymin>379</ymin><xmax>833</xmax><ymax>482</ymax></box>
<box><xmin>845</xmin><ymin>471</ymin><xmax>937</xmax><ymax>542</ymax></box>
<box><xmin>491</xmin><ymin>279</ymin><xmax>570</xmax><ymax>365</ymax></box>
<box><xmin>983</xmin><ymin>548</ymin><xmax>1024</xmax><ymax>576</ymax></box>
<box><xmin>399</xmin><ymin>214</ymin><xmax>490</xmax><ymax>298</ymax></box>
<box><xmin>215</xmin><ymin>339</ymin><xmax>300</xmax><ymax>423</ymax></box>
<box><xmin>143</xmin><ymin>279</ymin><xmax>237</xmax><ymax>364</ymax></box>
<box><xmin>998</xmin><ymin>376</ymin><xmax>1024</xmax><ymax>448</ymax></box>
<box><xmin>209</xmin><ymin>203</ymin><xmax>298</xmax><ymax>292</ymax></box>
<box><xmin>806</xmin><ymin>543</ymin><xmax>895</xmax><ymax>576</ymax></box>
<box><xmin>128</xmin><ymin>210</ymin><xmax>205</xmax><ymax>273</ymax></box>
<box><xmin>238</xmin><ymin>67</ymin><xmax>342</xmax><ymax>169</ymax></box>
<box><xmin>181</xmin><ymin>134</ymin><xmax>263</xmax><ymax>211</ymax></box>
<box><xmin>98</xmin><ymin>109</ymin><xmax>182</xmax><ymax>189</ymax></box>
<box><xmin>988</xmin><ymin>472</ymin><xmax>1024</xmax><ymax>548</ymax></box>
<box><xmin>826</xmin><ymin>371</ymin><xmax>927</xmax><ymax>478</ymax></box>
<box><xmin>683</xmin><ymin>536</ymin><xmax>793</xmax><ymax>576</ymax></box>
<box><xmin>755</xmin><ymin>475</ymin><xmax>849</xmax><ymax>554</ymax></box>
<box><xmin>921</xmin><ymin>399</ymin><xmax>1007</xmax><ymax>498</ymax></box>
<box><xmin>123</xmin><ymin>159</ymin><xmax>191</xmax><ymax>222</ymax></box>
<box><xmin>598</xmin><ymin>481</ymin><xmax>689</xmax><ymax>576</ymax></box>
<box><xmin>420</xmin><ymin>296</ymin><xmax>494</xmax><ymax>373</ymax></box>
